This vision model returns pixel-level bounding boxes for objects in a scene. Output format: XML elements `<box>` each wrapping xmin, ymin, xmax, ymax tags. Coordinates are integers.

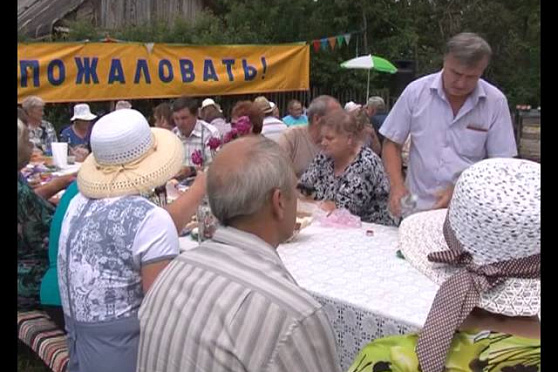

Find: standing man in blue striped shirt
<box><xmin>137</xmin><ymin>136</ymin><xmax>342</xmax><ymax>372</ymax></box>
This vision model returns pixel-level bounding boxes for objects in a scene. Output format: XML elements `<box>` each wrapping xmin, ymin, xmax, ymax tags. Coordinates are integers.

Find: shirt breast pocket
<box><xmin>457</xmin><ymin>128</ymin><xmax>488</xmax><ymax>159</ymax></box>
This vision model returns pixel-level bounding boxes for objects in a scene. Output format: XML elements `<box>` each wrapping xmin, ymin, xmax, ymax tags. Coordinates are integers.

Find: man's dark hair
<box><xmin>172</xmin><ymin>97</ymin><xmax>199</xmax><ymax>115</ymax></box>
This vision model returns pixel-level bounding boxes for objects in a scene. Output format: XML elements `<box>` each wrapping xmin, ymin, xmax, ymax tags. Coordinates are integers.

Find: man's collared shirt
<box><xmin>172</xmin><ymin>120</ymin><xmax>219</xmax><ymax>167</ymax></box>
<box><xmin>137</xmin><ymin>226</ymin><xmax>342</xmax><ymax>372</ymax></box>
<box><xmin>379</xmin><ymin>71</ymin><xmax>517</xmax><ymax>211</ymax></box>
<box><xmin>277</xmin><ymin>126</ymin><xmax>320</xmax><ymax>178</ymax></box>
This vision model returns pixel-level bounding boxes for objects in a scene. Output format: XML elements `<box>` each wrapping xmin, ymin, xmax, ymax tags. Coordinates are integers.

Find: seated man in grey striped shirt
<box><xmin>137</xmin><ymin>136</ymin><xmax>342</xmax><ymax>372</ymax></box>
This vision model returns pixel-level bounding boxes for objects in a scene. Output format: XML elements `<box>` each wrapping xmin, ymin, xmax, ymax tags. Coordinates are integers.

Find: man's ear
<box><xmin>270</xmin><ymin>188</ymin><xmax>285</xmax><ymax>220</ymax></box>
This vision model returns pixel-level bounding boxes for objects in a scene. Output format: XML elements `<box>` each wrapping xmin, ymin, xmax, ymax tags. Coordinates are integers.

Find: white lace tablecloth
<box><xmin>276</xmin><ymin>222</ymin><xmax>438</xmax><ymax>370</ymax></box>
<box><xmin>179</xmin><ymin>222</ymin><xmax>439</xmax><ymax>370</ymax></box>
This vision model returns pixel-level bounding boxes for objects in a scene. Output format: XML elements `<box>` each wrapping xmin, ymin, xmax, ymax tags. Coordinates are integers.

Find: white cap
<box><xmin>201</xmin><ymin>98</ymin><xmax>222</xmax><ymax>112</ymax></box>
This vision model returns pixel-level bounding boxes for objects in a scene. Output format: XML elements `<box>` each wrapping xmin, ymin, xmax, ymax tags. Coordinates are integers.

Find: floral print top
<box><xmin>300</xmin><ymin>146</ymin><xmax>397</xmax><ymax>226</ymax></box>
<box><xmin>348</xmin><ymin>329</ymin><xmax>540</xmax><ymax>372</ymax></box>
<box><xmin>17</xmin><ymin>175</ymin><xmax>55</xmax><ymax>310</ymax></box>
<box><xmin>29</xmin><ymin>120</ymin><xmax>58</xmax><ymax>154</ymax></box>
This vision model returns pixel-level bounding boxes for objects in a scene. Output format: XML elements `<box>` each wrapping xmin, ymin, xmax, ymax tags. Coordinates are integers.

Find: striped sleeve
<box><xmin>268</xmin><ymin>308</ymin><xmax>342</xmax><ymax>372</ymax></box>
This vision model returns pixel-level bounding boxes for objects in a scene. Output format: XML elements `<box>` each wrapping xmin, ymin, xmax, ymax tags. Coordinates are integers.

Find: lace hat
<box><xmin>71</xmin><ymin>103</ymin><xmax>97</xmax><ymax>121</ymax></box>
<box><xmin>400</xmin><ymin>158</ymin><xmax>540</xmax><ymax>317</ymax></box>
<box><xmin>78</xmin><ymin>109</ymin><xmax>184</xmax><ymax>198</ymax></box>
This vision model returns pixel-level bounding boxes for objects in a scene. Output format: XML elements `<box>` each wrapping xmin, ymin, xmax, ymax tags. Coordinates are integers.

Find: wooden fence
<box><xmin>514</xmin><ymin>110</ymin><xmax>541</xmax><ymax>162</ymax></box>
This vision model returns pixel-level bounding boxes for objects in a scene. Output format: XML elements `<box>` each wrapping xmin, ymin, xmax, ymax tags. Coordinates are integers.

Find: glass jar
<box><xmin>196</xmin><ymin>196</ymin><xmax>218</xmax><ymax>242</ymax></box>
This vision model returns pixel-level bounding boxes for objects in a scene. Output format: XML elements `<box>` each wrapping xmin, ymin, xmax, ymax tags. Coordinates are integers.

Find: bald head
<box><xmin>307</xmin><ymin>95</ymin><xmax>342</xmax><ymax>125</ymax></box>
<box><xmin>207</xmin><ymin>136</ymin><xmax>297</xmax><ymax>226</ymax></box>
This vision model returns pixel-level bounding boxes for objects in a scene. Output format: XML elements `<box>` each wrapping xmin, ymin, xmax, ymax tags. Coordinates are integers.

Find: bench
<box><xmin>17</xmin><ymin>311</ymin><xmax>69</xmax><ymax>372</ymax></box>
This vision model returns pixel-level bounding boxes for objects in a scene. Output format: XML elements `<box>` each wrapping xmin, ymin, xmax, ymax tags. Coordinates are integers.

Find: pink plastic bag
<box><xmin>316</xmin><ymin>208</ymin><xmax>362</xmax><ymax>228</ymax></box>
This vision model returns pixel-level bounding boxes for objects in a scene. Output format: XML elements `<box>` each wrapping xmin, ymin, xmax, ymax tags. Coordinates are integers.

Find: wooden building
<box><xmin>18</xmin><ymin>0</ymin><xmax>205</xmax><ymax>39</ymax></box>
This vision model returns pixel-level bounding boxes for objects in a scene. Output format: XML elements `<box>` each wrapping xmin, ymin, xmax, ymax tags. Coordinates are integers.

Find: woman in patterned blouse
<box><xmin>300</xmin><ymin>110</ymin><xmax>396</xmax><ymax>226</ymax></box>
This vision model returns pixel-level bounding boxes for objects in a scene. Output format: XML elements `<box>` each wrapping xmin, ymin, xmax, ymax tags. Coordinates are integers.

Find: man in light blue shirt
<box><xmin>380</xmin><ymin>32</ymin><xmax>517</xmax><ymax>217</ymax></box>
<box><xmin>282</xmin><ymin>99</ymin><xmax>308</xmax><ymax>126</ymax></box>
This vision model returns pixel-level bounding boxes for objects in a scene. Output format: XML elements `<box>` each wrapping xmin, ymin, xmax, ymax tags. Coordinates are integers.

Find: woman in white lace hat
<box><xmin>57</xmin><ymin>109</ymin><xmax>203</xmax><ymax>372</ymax></box>
<box><xmin>348</xmin><ymin>157</ymin><xmax>540</xmax><ymax>372</ymax></box>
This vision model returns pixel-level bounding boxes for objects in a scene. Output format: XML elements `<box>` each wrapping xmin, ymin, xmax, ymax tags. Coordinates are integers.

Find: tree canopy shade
<box><xmin>22</xmin><ymin>0</ymin><xmax>540</xmax><ymax>107</ymax></box>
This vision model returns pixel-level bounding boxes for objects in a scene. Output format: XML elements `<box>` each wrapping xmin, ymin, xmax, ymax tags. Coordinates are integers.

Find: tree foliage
<box><xmin>50</xmin><ymin>0</ymin><xmax>539</xmax><ymax>107</ymax></box>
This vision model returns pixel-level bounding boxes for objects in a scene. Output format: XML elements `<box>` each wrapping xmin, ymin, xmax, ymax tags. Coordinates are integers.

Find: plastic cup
<box><xmin>51</xmin><ymin>142</ymin><xmax>68</xmax><ymax>168</ymax></box>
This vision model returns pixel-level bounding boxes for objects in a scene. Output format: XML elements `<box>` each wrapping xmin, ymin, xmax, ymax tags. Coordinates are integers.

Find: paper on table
<box><xmin>52</xmin><ymin>163</ymin><xmax>81</xmax><ymax>176</ymax></box>
<box><xmin>51</xmin><ymin>142</ymin><xmax>68</xmax><ymax>168</ymax></box>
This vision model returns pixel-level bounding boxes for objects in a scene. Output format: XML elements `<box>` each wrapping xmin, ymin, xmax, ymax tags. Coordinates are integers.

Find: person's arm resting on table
<box><xmin>34</xmin><ymin>174</ymin><xmax>76</xmax><ymax>201</ymax></box>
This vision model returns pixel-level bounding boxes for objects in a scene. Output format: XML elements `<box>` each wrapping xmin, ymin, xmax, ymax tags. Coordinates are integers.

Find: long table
<box><xmin>179</xmin><ymin>221</ymin><xmax>438</xmax><ymax>370</ymax></box>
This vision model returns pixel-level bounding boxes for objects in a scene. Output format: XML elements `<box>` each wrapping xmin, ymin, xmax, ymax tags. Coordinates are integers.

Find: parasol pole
<box><xmin>366</xmin><ymin>69</ymin><xmax>370</xmax><ymax>102</ymax></box>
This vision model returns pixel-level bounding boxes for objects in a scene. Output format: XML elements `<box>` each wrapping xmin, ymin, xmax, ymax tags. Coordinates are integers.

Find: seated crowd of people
<box><xmin>17</xmin><ymin>31</ymin><xmax>539</xmax><ymax>372</ymax></box>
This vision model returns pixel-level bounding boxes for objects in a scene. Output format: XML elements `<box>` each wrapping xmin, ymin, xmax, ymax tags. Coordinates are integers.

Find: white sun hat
<box><xmin>201</xmin><ymin>98</ymin><xmax>222</xmax><ymax>112</ymax></box>
<box><xmin>344</xmin><ymin>101</ymin><xmax>362</xmax><ymax>113</ymax></box>
<box><xmin>71</xmin><ymin>103</ymin><xmax>97</xmax><ymax>121</ymax></box>
<box><xmin>77</xmin><ymin>109</ymin><xmax>184</xmax><ymax>199</ymax></box>
<box><xmin>400</xmin><ymin>158</ymin><xmax>540</xmax><ymax>317</ymax></box>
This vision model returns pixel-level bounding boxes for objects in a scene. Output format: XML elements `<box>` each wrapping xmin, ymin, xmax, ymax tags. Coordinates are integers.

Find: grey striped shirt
<box><xmin>137</xmin><ymin>227</ymin><xmax>341</xmax><ymax>372</ymax></box>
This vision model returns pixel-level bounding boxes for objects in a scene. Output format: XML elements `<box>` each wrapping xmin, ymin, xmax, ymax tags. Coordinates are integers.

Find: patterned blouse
<box><xmin>29</xmin><ymin>120</ymin><xmax>58</xmax><ymax>154</ymax></box>
<box><xmin>348</xmin><ymin>329</ymin><xmax>539</xmax><ymax>372</ymax></box>
<box><xmin>17</xmin><ymin>174</ymin><xmax>55</xmax><ymax>310</ymax></box>
<box><xmin>300</xmin><ymin>147</ymin><xmax>396</xmax><ymax>226</ymax></box>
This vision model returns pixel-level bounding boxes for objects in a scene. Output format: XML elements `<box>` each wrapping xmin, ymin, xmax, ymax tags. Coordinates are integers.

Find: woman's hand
<box><xmin>71</xmin><ymin>146</ymin><xmax>90</xmax><ymax>162</ymax></box>
<box><xmin>319</xmin><ymin>200</ymin><xmax>337</xmax><ymax>213</ymax></box>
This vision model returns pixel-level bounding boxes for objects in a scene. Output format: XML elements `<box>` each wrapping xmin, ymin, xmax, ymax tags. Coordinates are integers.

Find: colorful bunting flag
<box><xmin>309</xmin><ymin>32</ymin><xmax>357</xmax><ymax>52</ymax></box>
<box><xmin>313</xmin><ymin>40</ymin><xmax>321</xmax><ymax>52</ymax></box>
<box><xmin>337</xmin><ymin>35</ymin><xmax>345</xmax><ymax>47</ymax></box>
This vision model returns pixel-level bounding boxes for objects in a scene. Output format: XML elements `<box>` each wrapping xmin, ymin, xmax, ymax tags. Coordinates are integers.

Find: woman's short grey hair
<box><xmin>21</xmin><ymin>96</ymin><xmax>45</xmax><ymax>111</ymax></box>
<box><xmin>445</xmin><ymin>32</ymin><xmax>492</xmax><ymax>67</ymax></box>
<box><xmin>366</xmin><ymin>96</ymin><xmax>385</xmax><ymax>111</ymax></box>
<box><xmin>207</xmin><ymin>137</ymin><xmax>296</xmax><ymax>226</ymax></box>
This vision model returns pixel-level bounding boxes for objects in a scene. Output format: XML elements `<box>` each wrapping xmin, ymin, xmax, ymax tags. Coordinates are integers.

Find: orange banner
<box><xmin>17</xmin><ymin>42</ymin><xmax>310</xmax><ymax>103</ymax></box>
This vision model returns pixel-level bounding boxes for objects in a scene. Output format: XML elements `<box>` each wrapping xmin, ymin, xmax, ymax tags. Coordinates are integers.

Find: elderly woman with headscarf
<box><xmin>57</xmin><ymin>109</ymin><xmax>205</xmax><ymax>372</ymax></box>
<box><xmin>21</xmin><ymin>96</ymin><xmax>58</xmax><ymax>155</ymax></box>
<box><xmin>300</xmin><ymin>110</ymin><xmax>396</xmax><ymax>226</ymax></box>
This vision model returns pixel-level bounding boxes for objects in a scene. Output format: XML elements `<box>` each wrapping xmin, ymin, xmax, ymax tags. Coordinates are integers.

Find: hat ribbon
<box><xmin>94</xmin><ymin>135</ymin><xmax>158</xmax><ymax>194</ymax></box>
<box><xmin>415</xmin><ymin>215</ymin><xmax>540</xmax><ymax>372</ymax></box>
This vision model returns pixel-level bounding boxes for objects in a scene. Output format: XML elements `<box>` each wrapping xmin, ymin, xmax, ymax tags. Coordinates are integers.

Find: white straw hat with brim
<box><xmin>71</xmin><ymin>103</ymin><xmax>97</xmax><ymax>121</ymax></box>
<box><xmin>78</xmin><ymin>109</ymin><xmax>184</xmax><ymax>199</ymax></box>
<box><xmin>400</xmin><ymin>158</ymin><xmax>540</xmax><ymax>317</ymax></box>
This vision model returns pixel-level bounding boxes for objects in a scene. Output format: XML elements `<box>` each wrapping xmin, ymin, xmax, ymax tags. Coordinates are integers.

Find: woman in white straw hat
<box><xmin>348</xmin><ymin>158</ymin><xmax>540</xmax><ymax>372</ymax></box>
<box><xmin>57</xmin><ymin>108</ymin><xmax>204</xmax><ymax>372</ymax></box>
<box><xmin>60</xmin><ymin>103</ymin><xmax>97</xmax><ymax>162</ymax></box>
